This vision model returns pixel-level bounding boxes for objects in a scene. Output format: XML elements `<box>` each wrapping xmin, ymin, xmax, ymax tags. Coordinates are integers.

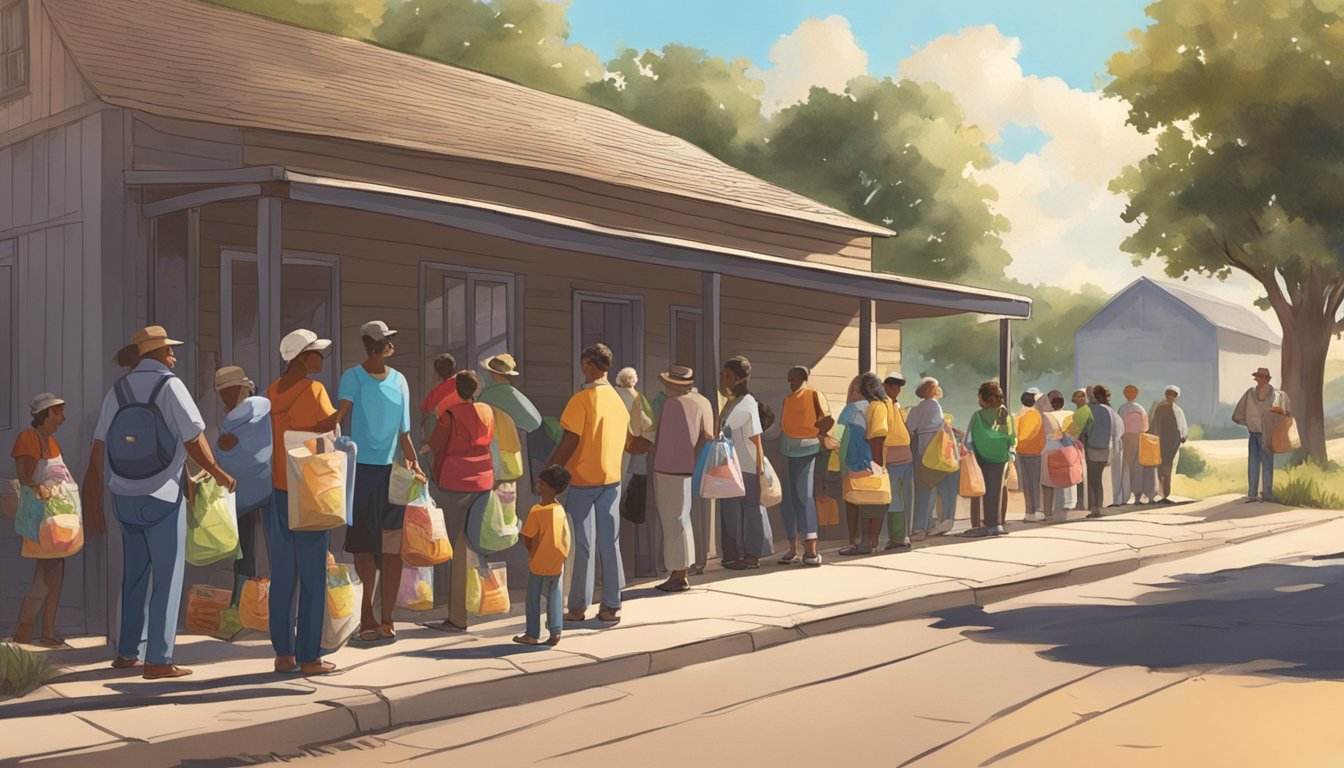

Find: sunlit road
<box><xmin>242</xmin><ymin>519</ymin><xmax>1344</xmax><ymax>767</ymax></box>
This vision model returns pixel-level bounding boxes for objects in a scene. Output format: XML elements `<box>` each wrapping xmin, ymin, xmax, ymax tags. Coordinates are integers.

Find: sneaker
<box><xmin>991</xmin><ymin>526</ymin><xmax>1008</xmax><ymax>536</ymax></box>
<box><xmin>778</xmin><ymin>552</ymin><xmax>801</xmax><ymax>565</ymax></box>
<box><xmin>802</xmin><ymin>553</ymin><xmax>823</xmax><ymax>567</ymax></box>
<box><xmin>1024</xmin><ymin>512</ymin><xmax>1044</xmax><ymax>523</ymax></box>
<box><xmin>837</xmin><ymin>544</ymin><xmax>872</xmax><ymax>556</ymax></box>
<box><xmin>934</xmin><ymin>519</ymin><xmax>955</xmax><ymax>535</ymax></box>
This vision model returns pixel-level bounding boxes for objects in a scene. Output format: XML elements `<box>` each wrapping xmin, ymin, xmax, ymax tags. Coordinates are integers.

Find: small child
<box><xmin>513</xmin><ymin>465</ymin><xmax>573</xmax><ymax>648</ymax></box>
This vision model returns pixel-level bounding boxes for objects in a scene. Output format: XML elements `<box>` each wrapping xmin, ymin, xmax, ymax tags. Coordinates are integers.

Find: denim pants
<box><xmin>1248</xmin><ymin>432</ymin><xmax>1275</xmax><ymax>498</ymax></box>
<box><xmin>526</xmin><ymin>572</ymin><xmax>563</xmax><ymax>638</ymax></box>
<box><xmin>1018</xmin><ymin>454</ymin><xmax>1042</xmax><ymax>514</ymax></box>
<box><xmin>265</xmin><ymin>490</ymin><xmax>330</xmax><ymax>663</ymax></box>
<box><xmin>782</xmin><ymin>454</ymin><xmax>819</xmax><ymax>541</ymax></box>
<box><xmin>566</xmin><ymin>483</ymin><xmax>624</xmax><ymax>612</ymax></box>
<box><xmin>886</xmin><ymin>462</ymin><xmax>915</xmax><ymax>542</ymax></box>
<box><xmin>937</xmin><ymin>470</ymin><xmax>960</xmax><ymax>523</ymax></box>
<box><xmin>113</xmin><ymin>493</ymin><xmax>186</xmax><ymax>665</ymax></box>
<box><xmin>721</xmin><ymin>472</ymin><xmax>770</xmax><ymax>561</ymax></box>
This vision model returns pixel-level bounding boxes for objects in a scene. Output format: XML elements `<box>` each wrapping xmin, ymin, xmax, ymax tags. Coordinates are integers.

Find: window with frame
<box><xmin>0</xmin><ymin>1</ymin><xmax>28</xmax><ymax>103</ymax></box>
<box><xmin>421</xmin><ymin>265</ymin><xmax>516</xmax><ymax>397</ymax></box>
<box><xmin>0</xmin><ymin>239</ymin><xmax>14</xmax><ymax>429</ymax></box>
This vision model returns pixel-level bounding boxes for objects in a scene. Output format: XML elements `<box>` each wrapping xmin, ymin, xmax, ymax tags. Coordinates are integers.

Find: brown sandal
<box><xmin>377</xmin><ymin>623</ymin><xmax>396</xmax><ymax>640</ymax></box>
<box><xmin>300</xmin><ymin>660</ymin><xmax>336</xmax><ymax>675</ymax></box>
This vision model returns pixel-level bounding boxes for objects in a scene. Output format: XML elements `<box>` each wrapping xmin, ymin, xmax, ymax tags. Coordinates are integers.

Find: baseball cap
<box><xmin>279</xmin><ymin>329</ymin><xmax>332</xmax><ymax>363</ymax></box>
<box><xmin>1025</xmin><ymin>387</ymin><xmax>1041</xmax><ymax>396</ymax></box>
<box><xmin>29</xmin><ymin>393</ymin><xmax>65</xmax><ymax>415</ymax></box>
<box><xmin>360</xmin><ymin>320</ymin><xmax>398</xmax><ymax>341</ymax></box>
<box><xmin>883</xmin><ymin>371</ymin><xmax>906</xmax><ymax>385</ymax></box>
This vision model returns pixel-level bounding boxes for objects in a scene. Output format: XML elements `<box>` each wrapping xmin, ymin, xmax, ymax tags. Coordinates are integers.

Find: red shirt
<box><xmin>421</xmin><ymin>378</ymin><xmax>461</xmax><ymax>415</ymax></box>
<box><xmin>431</xmin><ymin>401</ymin><xmax>495</xmax><ymax>492</ymax></box>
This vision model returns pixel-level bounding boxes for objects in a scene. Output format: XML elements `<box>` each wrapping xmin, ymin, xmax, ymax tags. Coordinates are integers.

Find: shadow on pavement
<box><xmin>931</xmin><ymin>557</ymin><xmax>1344</xmax><ymax>679</ymax></box>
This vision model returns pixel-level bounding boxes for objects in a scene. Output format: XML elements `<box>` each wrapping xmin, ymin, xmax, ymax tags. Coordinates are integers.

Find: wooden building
<box><xmin>0</xmin><ymin>0</ymin><xmax>1031</xmax><ymax>639</ymax></box>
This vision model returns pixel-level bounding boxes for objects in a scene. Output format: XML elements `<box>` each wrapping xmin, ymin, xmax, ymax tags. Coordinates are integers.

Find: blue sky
<box><xmin>564</xmin><ymin>0</ymin><xmax>1153</xmax><ymax>92</ymax></box>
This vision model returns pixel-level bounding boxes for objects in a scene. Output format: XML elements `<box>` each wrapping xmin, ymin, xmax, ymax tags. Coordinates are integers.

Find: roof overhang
<box><xmin>126</xmin><ymin>167</ymin><xmax>1032</xmax><ymax>320</ymax></box>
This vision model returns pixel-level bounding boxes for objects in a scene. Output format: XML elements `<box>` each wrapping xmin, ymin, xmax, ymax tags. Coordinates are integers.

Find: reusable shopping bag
<box><xmin>815</xmin><ymin>494</ymin><xmax>840</xmax><ymax>527</ymax></box>
<box><xmin>402</xmin><ymin>492</ymin><xmax>453</xmax><ymax>567</ymax></box>
<box><xmin>185</xmin><ymin>584</ymin><xmax>232</xmax><ymax>634</ymax></box>
<box><xmin>759</xmin><ymin>456</ymin><xmax>784</xmax><ymax>509</ymax></box>
<box><xmin>388</xmin><ymin>463</ymin><xmax>427</xmax><ymax>506</ymax></box>
<box><xmin>397</xmin><ymin>565</ymin><xmax>434</xmax><ymax>611</ymax></box>
<box><xmin>1139</xmin><ymin>433</ymin><xmax>1162</xmax><ymax>467</ymax></box>
<box><xmin>1270</xmin><ymin>415</ymin><xmax>1300</xmax><ymax>454</ymax></box>
<box><xmin>18</xmin><ymin>484</ymin><xmax>84</xmax><ymax>559</ymax></box>
<box><xmin>695</xmin><ymin>437</ymin><xmax>746</xmax><ymax>500</ymax></box>
<box><xmin>843</xmin><ymin>462</ymin><xmax>892</xmax><ymax>506</ymax></box>
<box><xmin>239</xmin><ymin>578</ymin><xmax>270</xmax><ymax>632</ymax></box>
<box><xmin>923</xmin><ymin>429</ymin><xmax>960</xmax><ymax>473</ymax></box>
<box><xmin>1005</xmin><ymin>458</ymin><xmax>1020</xmax><ymax>492</ymax></box>
<box><xmin>466</xmin><ymin>487</ymin><xmax>520</xmax><ymax>556</ymax></box>
<box><xmin>959</xmin><ymin>450</ymin><xmax>986</xmax><ymax>498</ymax></box>
<box><xmin>466</xmin><ymin>556</ymin><xmax>510</xmax><ymax>617</ymax></box>
<box><xmin>186</xmin><ymin>476</ymin><xmax>240</xmax><ymax>567</ymax></box>
<box><xmin>285</xmin><ymin>431</ymin><xmax>348</xmax><ymax>531</ymax></box>
<box><xmin>322</xmin><ymin>561</ymin><xmax>361</xmax><ymax>651</ymax></box>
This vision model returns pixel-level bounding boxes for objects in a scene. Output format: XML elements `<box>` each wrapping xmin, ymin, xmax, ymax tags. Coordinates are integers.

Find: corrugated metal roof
<box><xmin>43</xmin><ymin>0</ymin><xmax>892</xmax><ymax>237</ymax></box>
<box><xmin>1146</xmin><ymin>278</ymin><xmax>1281</xmax><ymax>343</ymax></box>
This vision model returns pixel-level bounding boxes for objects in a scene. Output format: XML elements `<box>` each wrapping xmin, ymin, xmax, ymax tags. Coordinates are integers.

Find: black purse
<box><xmin>620</xmin><ymin>474</ymin><xmax>648</xmax><ymax>524</ymax></box>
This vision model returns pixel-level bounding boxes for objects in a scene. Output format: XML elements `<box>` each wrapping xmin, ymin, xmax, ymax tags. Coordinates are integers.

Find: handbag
<box><xmin>620</xmin><ymin>474</ymin><xmax>648</xmax><ymax>524</ymax></box>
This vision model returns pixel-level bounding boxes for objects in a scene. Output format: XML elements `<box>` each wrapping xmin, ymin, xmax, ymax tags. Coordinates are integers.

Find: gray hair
<box><xmin>915</xmin><ymin>377</ymin><xmax>940</xmax><ymax>400</ymax></box>
<box><xmin>615</xmin><ymin>367</ymin><xmax>638</xmax><ymax>388</ymax></box>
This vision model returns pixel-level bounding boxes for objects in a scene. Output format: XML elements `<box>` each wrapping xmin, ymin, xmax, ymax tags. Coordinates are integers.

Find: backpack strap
<box><xmin>147</xmin><ymin>373</ymin><xmax>175</xmax><ymax>407</ymax></box>
<box><xmin>113</xmin><ymin>376</ymin><xmax>133</xmax><ymax>408</ymax></box>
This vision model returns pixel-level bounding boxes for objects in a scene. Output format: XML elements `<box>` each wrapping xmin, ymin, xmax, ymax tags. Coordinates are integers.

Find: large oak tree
<box><xmin>1108</xmin><ymin>0</ymin><xmax>1344</xmax><ymax>461</ymax></box>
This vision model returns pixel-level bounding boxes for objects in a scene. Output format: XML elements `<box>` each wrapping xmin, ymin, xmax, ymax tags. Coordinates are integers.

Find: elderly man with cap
<box><xmin>1149</xmin><ymin>385</ymin><xmax>1189</xmax><ymax>504</ymax></box>
<box><xmin>1117</xmin><ymin>385</ymin><xmax>1154</xmax><ymax>505</ymax></box>
<box><xmin>879</xmin><ymin>372</ymin><xmax>915</xmax><ymax>550</ymax></box>
<box><xmin>335</xmin><ymin>320</ymin><xmax>420</xmax><ymax>643</ymax></box>
<box><xmin>85</xmin><ymin>326</ymin><xmax>235</xmax><ymax>679</ymax></box>
<box><xmin>1233</xmin><ymin>367</ymin><xmax>1291</xmax><ymax>503</ymax></box>
<box><xmin>651</xmin><ymin>364</ymin><xmax>714</xmax><ymax>590</ymax></box>
<box><xmin>214</xmin><ymin>365</ymin><xmax>272</xmax><ymax>615</ymax></box>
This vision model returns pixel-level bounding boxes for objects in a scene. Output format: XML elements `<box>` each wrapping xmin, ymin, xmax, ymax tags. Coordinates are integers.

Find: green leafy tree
<box><xmin>375</xmin><ymin>0</ymin><xmax>603</xmax><ymax>98</ymax></box>
<box><xmin>207</xmin><ymin>0</ymin><xmax>387</xmax><ymax>39</ymax></box>
<box><xmin>1107</xmin><ymin>0</ymin><xmax>1344</xmax><ymax>461</ymax></box>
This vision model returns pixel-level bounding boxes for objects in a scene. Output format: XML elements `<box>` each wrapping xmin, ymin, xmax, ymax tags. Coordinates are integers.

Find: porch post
<box><xmin>257</xmin><ymin>197</ymin><xmax>283</xmax><ymax>386</ymax></box>
<box><xmin>701</xmin><ymin>272</ymin><xmax>721</xmax><ymax>421</ymax></box>
<box><xmin>999</xmin><ymin>318</ymin><xmax>1013</xmax><ymax>396</ymax></box>
<box><xmin>859</xmin><ymin>298</ymin><xmax>876</xmax><ymax>374</ymax></box>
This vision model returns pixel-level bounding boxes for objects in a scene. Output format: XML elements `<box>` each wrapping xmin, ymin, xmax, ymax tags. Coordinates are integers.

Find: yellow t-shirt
<box><xmin>521</xmin><ymin>502</ymin><xmax>571</xmax><ymax>577</ymax></box>
<box><xmin>865</xmin><ymin>400</ymin><xmax>889</xmax><ymax>440</ymax></box>
<box><xmin>559</xmin><ymin>382</ymin><xmax>630</xmax><ymax>487</ymax></box>
<box><xmin>885</xmin><ymin>402</ymin><xmax>911</xmax><ymax>447</ymax></box>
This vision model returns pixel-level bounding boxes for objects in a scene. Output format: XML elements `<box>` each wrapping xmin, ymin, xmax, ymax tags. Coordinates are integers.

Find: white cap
<box><xmin>883</xmin><ymin>371</ymin><xmax>906</xmax><ymax>385</ymax></box>
<box><xmin>280</xmin><ymin>329</ymin><xmax>332</xmax><ymax>363</ymax></box>
<box><xmin>29</xmin><ymin>393</ymin><xmax>65</xmax><ymax>415</ymax></box>
<box><xmin>360</xmin><ymin>320</ymin><xmax>397</xmax><ymax>341</ymax></box>
<box><xmin>1025</xmin><ymin>387</ymin><xmax>1041</xmax><ymax>396</ymax></box>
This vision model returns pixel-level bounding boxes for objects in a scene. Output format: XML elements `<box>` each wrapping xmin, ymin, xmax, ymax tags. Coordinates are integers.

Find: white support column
<box><xmin>257</xmin><ymin>197</ymin><xmax>283</xmax><ymax>386</ymax></box>
<box><xmin>859</xmin><ymin>298</ymin><xmax>876</xmax><ymax>374</ymax></box>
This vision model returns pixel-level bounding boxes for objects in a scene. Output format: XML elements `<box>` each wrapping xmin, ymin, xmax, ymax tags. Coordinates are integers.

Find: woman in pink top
<box><xmin>428</xmin><ymin>371</ymin><xmax>494</xmax><ymax>631</ymax></box>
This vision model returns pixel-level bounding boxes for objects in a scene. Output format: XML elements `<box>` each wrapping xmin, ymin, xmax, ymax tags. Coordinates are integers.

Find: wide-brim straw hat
<box><xmin>132</xmin><ymin>325</ymin><xmax>184</xmax><ymax>355</ymax></box>
<box><xmin>660</xmin><ymin>364</ymin><xmax>695</xmax><ymax>386</ymax></box>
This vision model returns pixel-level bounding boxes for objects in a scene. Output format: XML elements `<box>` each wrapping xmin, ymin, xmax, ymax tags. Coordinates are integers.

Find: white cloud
<box><xmin>749</xmin><ymin>16</ymin><xmax>867</xmax><ymax>115</ymax></box>
<box><xmin>897</xmin><ymin>25</ymin><xmax>1277</xmax><ymax>331</ymax></box>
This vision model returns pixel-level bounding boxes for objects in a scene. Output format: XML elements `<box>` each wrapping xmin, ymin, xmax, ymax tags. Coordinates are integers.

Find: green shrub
<box><xmin>1177</xmin><ymin>447</ymin><xmax>1209</xmax><ymax>477</ymax></box>
<box><xmin>0</xmin><ymin>643</ymin><xmax>58</xmax><ymax>698</ymax></box>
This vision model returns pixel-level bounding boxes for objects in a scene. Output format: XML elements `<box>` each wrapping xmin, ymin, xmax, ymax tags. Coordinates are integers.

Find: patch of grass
<box><xmin>0</xmin><ymin>643</ymin><xmax>58</xmax><ymax>698</ymax></box>
<box><xmin>1172</xmin><ymin>465</ymin><xmax>1244</xmax><ymax>500</ymax></box>
<box><xmin>1273</xmin><ymin>464</ymin><xmax>1344</xmax><ymax>509</ymax></box>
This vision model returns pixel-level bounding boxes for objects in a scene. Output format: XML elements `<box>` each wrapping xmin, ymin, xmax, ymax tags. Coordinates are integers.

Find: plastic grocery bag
<box><xmin>466</xmin><ymin>487</ymin><xmax>520</xmax><ymax>555</ymax></box>
<box><xmin>187</xmin><ymin>476</ymin><xmax>240</xmax><ymax>566</ymax></box>
<box><xmin>466</xmin><ymin>554</ymin><xmax>510</xmax><ymax>617</ymax></box>
<box><xmin>285</xmin><ymin>431</ymin><xmax>348</xmax><ymax>531</ymax></box>
<box><xmin>388</xmin><ymin>463</ymin><xmax>427</xmax><ymax>506</ymax></box>
<box><xmin>18</xmin><ymin>484</ymin><xmax>84</xmax><ymax>559</ymax></box>
<box><xmin>322</xmin><ymin>562</ymin><xmax>361</xmax><ymax>651</ymax></box>
<box><xmin>239</xmin><ymin>577</ymin><xmax>270</xmax><ymax>632</ymax></box>
<box><xmin>759</xmin><ymin>456</ymin><xmax>784</xmax><ymax>509</ymax></box>
<box><xmin>843</xmin><ymin>462</ymin><xmax>892</xmax><ymax>506</ymax></box>
<box><xmin>695</xmin><ymin>437</ymin><xmax>745</xmax><ymax>500</ymax></box>
<box><xmin>402</xmin><ymin>492</ymin><xmax>453</xmax><ymax>567</ymax></box>
<box><xmin>397</xmin><ymin>565</ymin><xmax>434</xmax><ymax>611</ymax></box>
<box><xmin>185</xmin><ymin>584</ymin><xmax>232</xmax><ymax>634</ymax></box>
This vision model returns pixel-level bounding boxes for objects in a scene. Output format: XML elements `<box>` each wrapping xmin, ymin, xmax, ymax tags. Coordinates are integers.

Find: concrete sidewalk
<box><xmin>1</xmin><ymin>495</ymin><xmax>1335</xmax><ymax>767</ymax></box>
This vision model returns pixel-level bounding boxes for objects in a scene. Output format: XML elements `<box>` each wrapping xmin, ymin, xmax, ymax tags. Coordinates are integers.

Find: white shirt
<box><xmin>723</xmin><ymin>394</ymin><xmax>763</xmax><ymax>476</ymax></box>
<box><xmin>94</xmin><ymin>359</ymin><xmax>206</xmax><ymax>502</ymax></box>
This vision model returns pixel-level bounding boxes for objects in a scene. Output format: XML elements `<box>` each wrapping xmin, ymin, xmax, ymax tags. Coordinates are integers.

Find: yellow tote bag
<box><xmin>1139</xmin><ymin>434</ymin><xmax>1162</xmax><ymax>467</ymax></box>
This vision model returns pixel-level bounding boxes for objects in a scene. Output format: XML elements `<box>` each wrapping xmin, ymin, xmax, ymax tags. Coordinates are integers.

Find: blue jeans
<box><xmin>937</xmin><ymin>470</ymin><xmax>960</xmax><ymax>524</ymax></box>
<box><xmin>566</xmin><ymin>483</ymin><xmax>624</xmax><ymax>612</ymax></box>
<box><xmin>526</xmin><ymin>572</ymin><xmax>563</xmax><ymax>638</ymax></box>
<box><xmin>782</xmin><ymin>455</ymin><xmax>819</xmax><ymax>541</ymax></box>
<box><xmin>721</xmin><ymin>472</ymin><xmax>771</xmax><ymax>561</ymax></box>
<box><xmin>1248</xmin><ymin>433</ymin><xmax>1275</xmax><ymax>499</ymax></box>
<box><xmin>113</xmin><ymin>494</ymin><xmax>186</xmax><ymax>665</ymax></box>
<box><xmin>265</xmin><ymin>490</ymin><xmax>331</xmax><ymax>663</ymax></box>
<box><xmin>886</xmin><ymin>462</ymin><xmax>915</xmax><ymax>542</ymax></box>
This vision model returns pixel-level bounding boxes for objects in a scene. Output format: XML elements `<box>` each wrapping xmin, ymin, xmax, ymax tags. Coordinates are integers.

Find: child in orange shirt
<box><xmin>514</xmin><ymin>465</ymin><xmax>573</xmax><ymax>647</ymax></box>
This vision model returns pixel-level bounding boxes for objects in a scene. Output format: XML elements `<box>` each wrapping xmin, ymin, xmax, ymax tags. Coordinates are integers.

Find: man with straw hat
<box><xmin>86</xmin><ymin>326</ymin><xmax>235</xmax><ymax>680</ymax></box>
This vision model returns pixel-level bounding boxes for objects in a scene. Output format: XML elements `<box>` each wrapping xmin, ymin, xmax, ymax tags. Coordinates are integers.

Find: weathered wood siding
<box><xmin>0</xmin><ymin>0</ymin><xmax>97</xmax><ymax>137</ymax></box>
<box><xmin>0</xmin><ymin>109</ymin><xmax>106</xmax><ymax>638</ymax></box>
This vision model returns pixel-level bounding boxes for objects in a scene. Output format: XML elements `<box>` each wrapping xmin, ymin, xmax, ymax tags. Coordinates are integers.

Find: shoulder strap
<box><xmin>113</xmin><ymin>376</ymin><xmax>133</xmax><ymax>408</ymax></box>
<box><xmin>147</xmin><ymin>373</ymin><xmax>175</xmax><ymax>406</ymax></box>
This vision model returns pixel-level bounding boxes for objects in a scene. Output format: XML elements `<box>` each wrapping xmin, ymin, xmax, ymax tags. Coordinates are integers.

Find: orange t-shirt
<box><xmin>267</xmin><ymin>378</ymin><xmax>337</xmax><ymax>490</ymax></box>
<box><xmin>11</xmin><ymin>430</ymin><xmax>61</xmax><ymax>462</ymax></box>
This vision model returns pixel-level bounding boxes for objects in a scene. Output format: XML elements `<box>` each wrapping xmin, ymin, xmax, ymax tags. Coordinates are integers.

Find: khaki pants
<box><xmin>430</xmin><ymin>487</ymin><xmax>480</xmax><ymax>629</ymax></box>
<box><xmin>654</xmin><ymin>472</ymin><xmax>695</xmax><ymax>571</ymax></box>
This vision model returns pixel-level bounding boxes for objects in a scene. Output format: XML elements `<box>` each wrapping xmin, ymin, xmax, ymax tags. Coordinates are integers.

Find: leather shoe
<box><xmin>596</xmin><ymin>607</ymin><xmax>621</xmax><ymax>624</ymax></box>
<box><xmin>111</xmin><ymin>656</ymin><xmax>140</xmax><ymax>670</ymax></box>
<box><xmin>143</xmin><ymin>664</ymin><xmax>192</xmax><ymax>680</ymax></box>
<box><xmin>563</xmin><ymin>610</ymin><xmax>586</xmax><ymax>623</ymax></box>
